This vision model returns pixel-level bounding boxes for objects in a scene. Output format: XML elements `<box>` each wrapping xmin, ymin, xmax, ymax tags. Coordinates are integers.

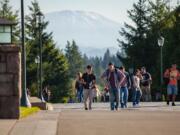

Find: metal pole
<box><xmin>160</xmin><ymin>46</ymin><xmax>163</xmax><ymax>92</ymax></box>
<box><xmin>20</xmin><ymin>0</ymin><xmax>31</xmax><ymax>107</ymax></box>
<box><xmin>37</xmin><ymin>62</ymin><xmax>39</xmax><ymax>97</ymax></box>
<box><xmin>39</xmin><ymin>23</ymin><xmax>45</xmax><ymax>102</ymax></box>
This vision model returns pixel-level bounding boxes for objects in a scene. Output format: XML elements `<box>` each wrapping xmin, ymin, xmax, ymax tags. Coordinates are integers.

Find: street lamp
<box><xmin>20</xmin><ymin>0</ymin><xmax>31</xmax><ymax>107</ymax></box>
<box><xmin>36</xmin><ymin>11</ymin><xmax>45</xmax><ymax>102</ymax></box>
<box><xmin>158</xmin><ymin>36</ymin><xmax>165</xmax><ymax>94</ymax></box>
<box><xmin>35</xmin><ymin>56</ymin><xmax>40</xmax><ymax>98</ymax></box>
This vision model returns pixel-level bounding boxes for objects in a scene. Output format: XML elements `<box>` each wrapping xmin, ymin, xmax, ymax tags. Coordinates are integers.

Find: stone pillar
<box><xmin>0</xmin><ymin>45</ymin><xmax>21</xmax><ymax>119</ymax></box>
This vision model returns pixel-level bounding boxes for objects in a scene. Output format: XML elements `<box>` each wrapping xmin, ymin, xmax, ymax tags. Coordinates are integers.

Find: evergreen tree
<box><xmin>118</xmin><ymin>0</ymin><xmax>150</xmax><ymax>69</ymax></box>
<box><xmin>26</xmin><ymin>0</ymin><xmax>70</xmax><ymax>102</ymax></box>
<box><xmin>102</xmin><ymin>49</ymin><xmax>111</xmax><ymax>67</ymax></box>
<box><xmin>163</xmin><ymin>5</ymin><xmax>180</xmax><ymax>68</ymax></box>
<box><xmin>118</xmin><ymin>0</ymin><xmax>176</xmax><ymax>99</ymax></box>
<box><xmin>65</xmin><ymin>40</ymin><xmax>84</xmax><ymax>78</ymax></box>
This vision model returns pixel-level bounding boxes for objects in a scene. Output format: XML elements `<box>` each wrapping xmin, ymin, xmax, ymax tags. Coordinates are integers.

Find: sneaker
<box><xmin>167</xmin><ymin>101</ymin><xmax>169</xmax><ymax>105</ymax></box>
<box><xmin>172</xmin><ymin>102</ymin><xmax>176</xmax><ymax>106</ymax></box>
<box><xmin>111</xmin><ymin>108</ymin><xmax>114</xmax><ymax>111</ymax></box>
<box><xmin>120</xmin><ymin>103</ymin><xmax>124</xmax><ymax>108</ymax></box>
<box><xmin>133</xmin><ymin>104</ymin><xmax>140</xmax><ymax>108</ymax></box>
<box><xmin>85</xmin><ymin>108</ymin><xmax>88</xmax><ymax>110</ymax></box>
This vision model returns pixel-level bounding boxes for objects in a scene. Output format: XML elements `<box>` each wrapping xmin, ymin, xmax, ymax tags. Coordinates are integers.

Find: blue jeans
<box><xmin>132</xmin><ymin>89</ymin><xmax>141</xmax><ymax>106</ymax></box>
<box><xmin>167</xmin><ymin>84</ymin><xmax>178</xmax><ymax>95</ymax></box>
<box><xmin>109</xmin><ymin>87</ymin><xmax>119</xmax><ymax>110</ymax></box>
<box><xmin>120</xmin><ymin>87</ymin><xmax>128</xmax><ymax>108</ymax></box>
<box><xmin>77</xmin><ymin>88</ymin><xmax>83</xmax><ymax>102</ymax></box>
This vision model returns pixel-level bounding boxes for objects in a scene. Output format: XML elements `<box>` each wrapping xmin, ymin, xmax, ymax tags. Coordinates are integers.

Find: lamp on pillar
<box><xmin>0</xmin><ymin>18</ymin><xmax>15</xmax><ymax>44</ymax></box>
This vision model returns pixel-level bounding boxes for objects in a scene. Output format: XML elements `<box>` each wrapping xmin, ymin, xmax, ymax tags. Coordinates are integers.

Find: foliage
<box><xmin>118</xmin><ymin>0</ymin><xmax>180</xmax><ymax>100</ymax></box>
<box><xmin>25</xmin><ymin>0</ymin><xmax>71</xmax><ymax>103</ymax></box>
<box><xmin>65</xmin><ymin>40</ymin><xmax>84</xmax><ymax>78</ymax></box>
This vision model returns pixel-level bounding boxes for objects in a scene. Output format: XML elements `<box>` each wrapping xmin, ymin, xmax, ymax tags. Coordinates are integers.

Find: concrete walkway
<box><xmin>1</xmin><ymin>102</ymin><xmax>180</xmax><ymax>135</ymax></box>
<box><xmin>56</xmin><ymin>102</ymin><xmax>180</xmax><ymax>135</ymax></box>
<box><xmin>0</xmin><ymin>111</ymin><xmax>59</xmax><ymax>135</ymax></box>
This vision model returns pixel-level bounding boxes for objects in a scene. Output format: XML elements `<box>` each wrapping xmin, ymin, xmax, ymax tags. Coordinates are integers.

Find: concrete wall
<box><xmin>0</xmin><ymin>45</ymin><xmax>21</xmax><ymax>119</ymax></box>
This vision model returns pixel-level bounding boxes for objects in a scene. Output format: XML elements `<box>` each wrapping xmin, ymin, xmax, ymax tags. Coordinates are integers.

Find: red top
<box><xmin>164</xmin><ymin>68</ymin><xmax>180</xmax><ymax>85</ymax></box>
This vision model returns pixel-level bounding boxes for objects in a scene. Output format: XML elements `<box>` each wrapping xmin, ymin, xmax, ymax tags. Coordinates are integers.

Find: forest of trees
<box><xmin>0</xmin><ymin>0</ymin><xmax>121</xmax><ymax>102</ymax></box>
<box><xmin>118</xmin><ymin>0</ymin><xmax>180</xmax><ymax>99</ymax></box>
<box><xmin>0</xmin><ymin>0</ymin><xmax>179</xmax><ymax>102</ymax></box>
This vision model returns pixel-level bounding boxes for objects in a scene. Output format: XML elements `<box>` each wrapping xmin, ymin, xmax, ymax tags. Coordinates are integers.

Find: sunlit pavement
<box><xmin>55</xmin><ymin>102</ymin><xmax>180</xmax><ymax>135</ymax></box>
<box><xmin>53</xmin><ymin>102</ymin><xmax>180</xmax><ymax>112</ymax></box>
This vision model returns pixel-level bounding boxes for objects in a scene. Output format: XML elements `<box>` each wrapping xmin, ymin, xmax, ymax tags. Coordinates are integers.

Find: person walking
<box><xmin>140</xmin><ymin>67</ymin><xmax>152</xmax><ymax>102</ymax></box>
<box><xmin>92</xmin><ymin>85</ymin><xmax>101</xmax><ymax>102</ymax></box>
<box><xmin>132</xmin><ymin>69</ymin><xmax>142</xmax><ymax>107</ymax></box>
<box><xmin>119</xmin><ymin>66</ymin><xmax>131</xmax><ymax>108</ymax></box>
<box><xmin>75</xmin><ymin>72</ymin><xmax>83</xmax><ymax>103</ymax></box>
<box><xmin>164</xmin><ymin>64</ymin><xmax>180</xmax><ymax>106</ymax></box>
<box><xmin>101</xmin><ymin>62</ymin><xmax>125</xmax><ymax>111</ymax></box>
<box><xmin>82</xmin><ymin>65</ymin><xmax>96</xmax><ymax>110</ymax></box>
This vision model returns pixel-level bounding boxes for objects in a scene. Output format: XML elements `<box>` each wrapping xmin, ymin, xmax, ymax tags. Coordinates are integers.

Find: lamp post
<box><xmin>20</xmin><ymin>0</ymin><xmax>31</xmax><ymax>107</ymax></box>
<box><xmin>158</xmin><ymin>36</ymin><xmax>165</xmax><ymax>93</ymax></box>
<box><xmin>35</xmin><ymin>56</ymin><xmax>40</xmax><ymax>98</ymax></box>
<box><xmin>36</xmin><ymin>11</ymin><xmax>45</xmax><ymax>102</ymax></box>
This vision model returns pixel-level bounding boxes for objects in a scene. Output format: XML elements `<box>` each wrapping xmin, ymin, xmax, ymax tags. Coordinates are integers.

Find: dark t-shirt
<box><xmin>141</xmin><ymin>72</ymin><xmax>151</xmax><ymax>86</ymax></box>
<box><xmin>82</xmin><ymin>73</ymin><xmax>96</xmax><ymax>89</ymax></box>
<box><xmin>109</xmin><ymin>72</ymin><xmax>116</xmax><ymax>89</ymax></box>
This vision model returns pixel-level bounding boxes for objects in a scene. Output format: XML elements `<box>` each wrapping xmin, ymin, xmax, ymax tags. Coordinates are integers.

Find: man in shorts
<box><xmin>164</xmin><ymin>64</ymin><xmax>180</xmax><ymax>106</ymax></box>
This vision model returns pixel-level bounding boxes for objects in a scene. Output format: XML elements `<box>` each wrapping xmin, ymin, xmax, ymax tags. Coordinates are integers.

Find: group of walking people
<box><xmin>75</xmin><ymin>62</ymin><xmax>179</xmax><ymax>111</ymax></box>
<box><xmin>101</xmin><ymin>62</ymin><xmax>152</xmax><ymax>110</ymax></box>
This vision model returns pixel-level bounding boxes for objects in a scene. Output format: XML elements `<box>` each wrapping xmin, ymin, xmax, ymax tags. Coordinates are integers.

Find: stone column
<box><xmin>0</xmin><ymin>45</ymin><xmax>21</xmax><ymax>119</ymax></box>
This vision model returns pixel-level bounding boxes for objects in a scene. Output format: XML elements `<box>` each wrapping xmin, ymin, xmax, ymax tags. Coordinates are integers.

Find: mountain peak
<box><xmin>45</xmin><ymin>10</ymin><xmax>122</xmax><ymax>57</ymax></box>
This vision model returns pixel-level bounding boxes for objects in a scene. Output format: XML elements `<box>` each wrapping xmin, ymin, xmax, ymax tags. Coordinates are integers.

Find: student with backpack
<box><xmin>101</xmin><ymin>62</ymin><xmax>125</xmax><ymax>111</ymax></box>
<box><xmin>119</xmin><ymin>66</ymin><xmax>131</xmax><ymax>108</ymax></box>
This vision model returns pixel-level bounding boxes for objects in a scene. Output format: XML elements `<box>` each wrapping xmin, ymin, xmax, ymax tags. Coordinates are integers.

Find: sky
<box><xmin>10</xmin><ymin>0</ymin><xmax>139</xmax><ymax>24</ymax></box>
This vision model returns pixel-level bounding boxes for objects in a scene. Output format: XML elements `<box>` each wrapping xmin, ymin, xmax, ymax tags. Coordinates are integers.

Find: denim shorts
<box><xmin>167</xmin><ymin>84</ymin><xmax>178</xmax><ymax>95</ymax></box>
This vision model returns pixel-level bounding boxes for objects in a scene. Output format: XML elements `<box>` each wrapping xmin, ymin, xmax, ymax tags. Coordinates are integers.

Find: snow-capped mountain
<box><xmin>45</xmin><ymin>10</ymin><xmax>122</xmax><ymax>57</ymax></box>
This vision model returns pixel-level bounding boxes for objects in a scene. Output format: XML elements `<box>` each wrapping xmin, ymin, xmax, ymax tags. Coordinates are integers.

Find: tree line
<box><xmin>0</xmin><ymin>0</ymin><xmax>121</xmax><ymax>102</ymax></box>
<box><xmin>118</xmin><ymin>0</ymin><xmax>180</xmax><ymax>99</ymax></box>
<box><xmin>0</xmin><ymin>0</ymin><xmax>179</xmax><ymax>102</ymax></box>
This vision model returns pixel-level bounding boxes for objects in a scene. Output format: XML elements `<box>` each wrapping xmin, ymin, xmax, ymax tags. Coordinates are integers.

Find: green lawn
<box><xmin>20</xmin><ymin>107</ymin><xmax>40</xmax><ymax>118</ymax></box>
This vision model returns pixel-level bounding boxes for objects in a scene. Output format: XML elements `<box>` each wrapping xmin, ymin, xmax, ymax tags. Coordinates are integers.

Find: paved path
<box><xmin>55</xmin><ymin>102</ymin><xmax>180</xmax><ymax>135</ymax></box>
<box><xmin>1</xmin><ymin>102</ymin><xmax>180</xmax><ymax>135</ymax></box>
<box><xmin>0</xmin><ymin>111</ymin><xmax>59</xmax><ymax>135</ymax></box>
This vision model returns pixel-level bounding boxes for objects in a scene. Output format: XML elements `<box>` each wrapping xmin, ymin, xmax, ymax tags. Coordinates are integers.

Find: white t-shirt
<box><xmin>133</xmin><ymin>75</ymin><xmax>141</xmax><ymax>90</ymax></box>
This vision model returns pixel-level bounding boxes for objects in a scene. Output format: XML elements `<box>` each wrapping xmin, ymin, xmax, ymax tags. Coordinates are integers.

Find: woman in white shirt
<box><xmin>132</xmin><ymin>69</ymin><xmax>142</xmax><ymax>107</ymax></box>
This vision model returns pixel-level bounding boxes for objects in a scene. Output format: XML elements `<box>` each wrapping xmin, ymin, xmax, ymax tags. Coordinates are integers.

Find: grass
<box><xmin>20</xmin><ymin>107</ymin><xmax>40</xmax><ymax>118</ymax></box>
